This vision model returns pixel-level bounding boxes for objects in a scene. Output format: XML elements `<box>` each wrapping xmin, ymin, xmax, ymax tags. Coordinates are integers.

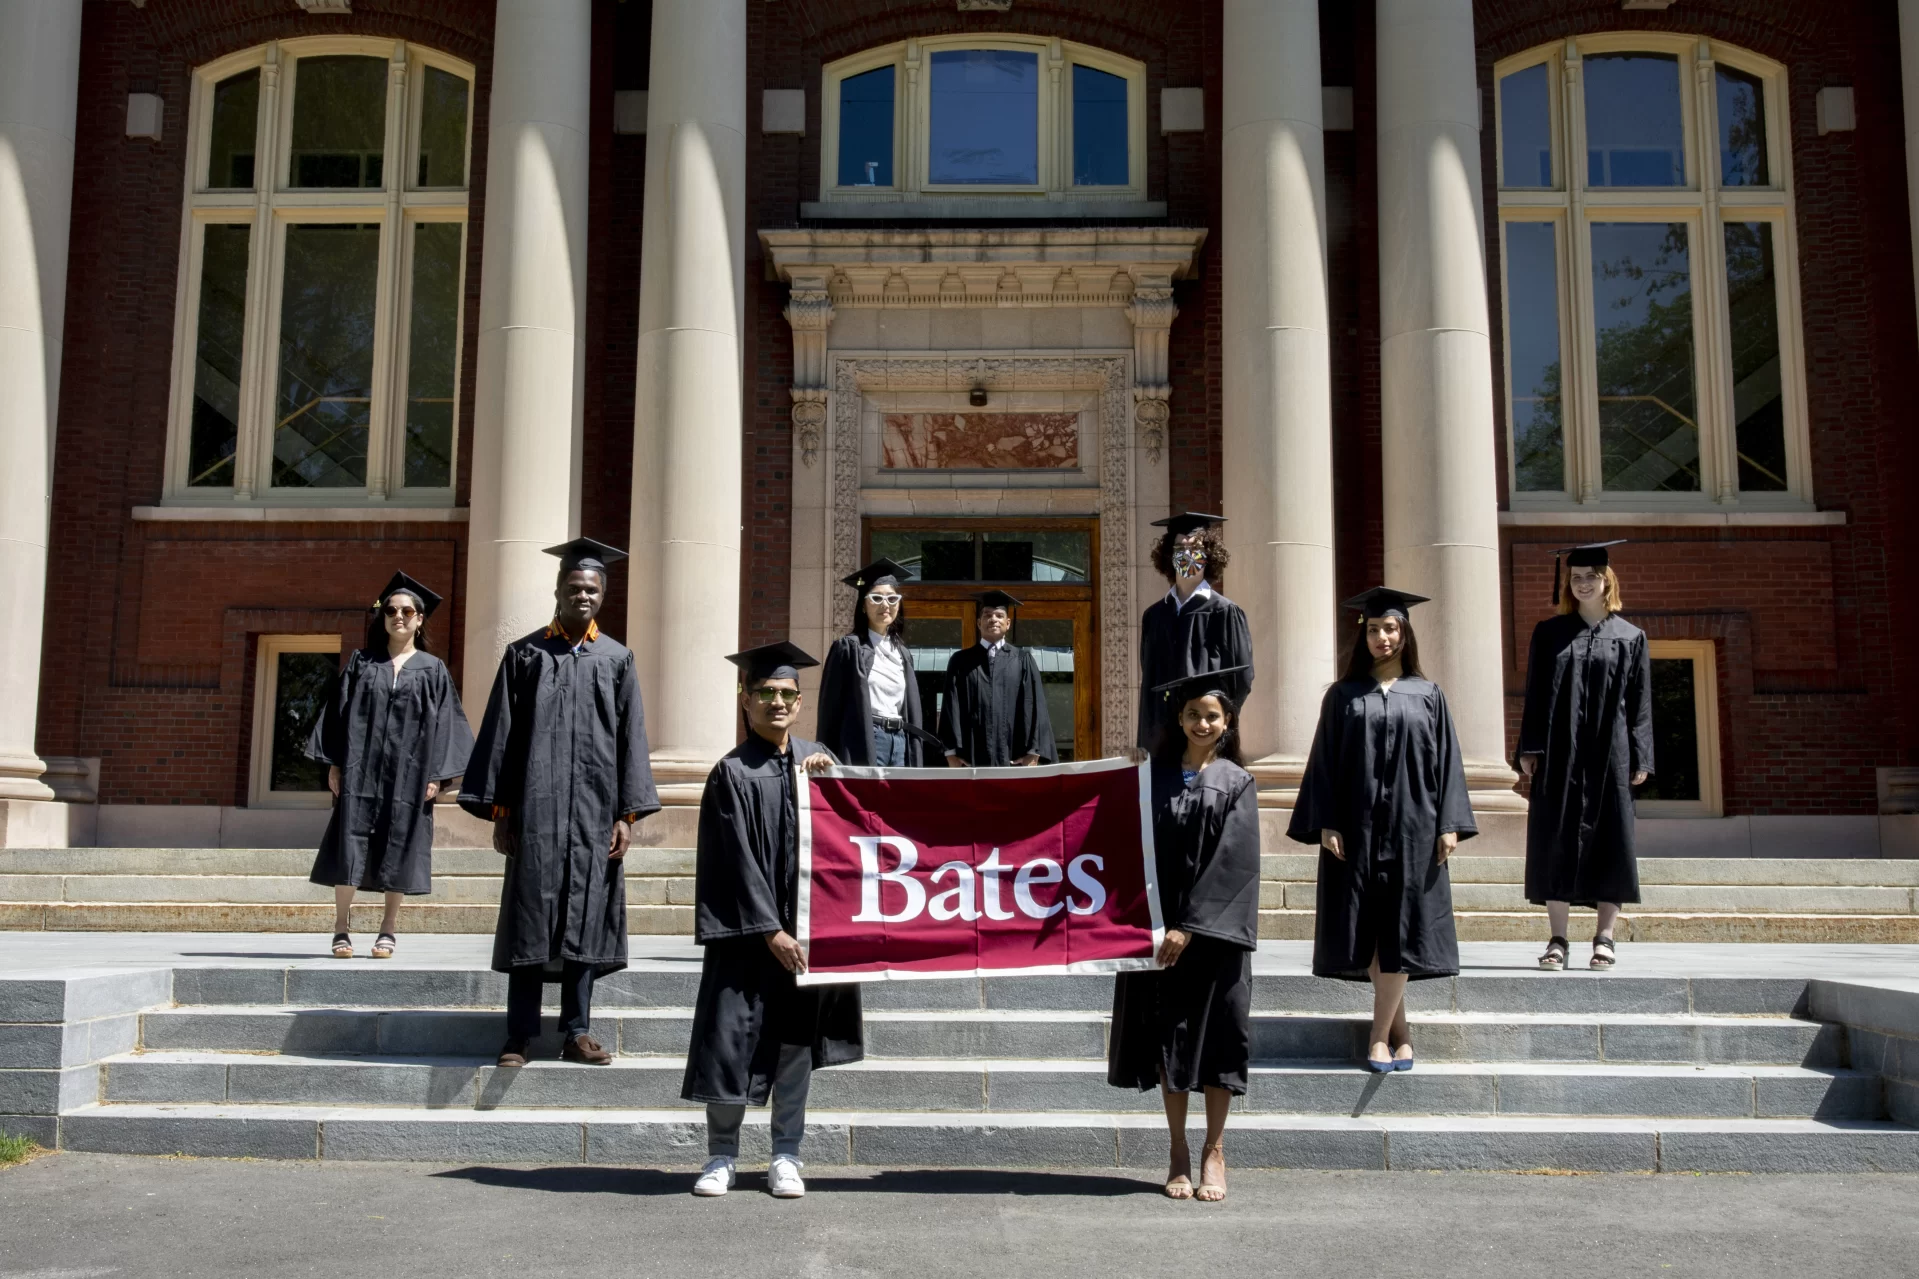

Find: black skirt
<box><xmin>1107</xmin><ymin>935</ymin><xmax>1252</xmax><ymax>1096</ymax></box>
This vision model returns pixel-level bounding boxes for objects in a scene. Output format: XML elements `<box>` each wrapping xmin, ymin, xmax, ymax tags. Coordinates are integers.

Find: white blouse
<box><xmin>866</xmin><ymin>630</ymin><xmax>907</xmax><ymax>719</ymax></box>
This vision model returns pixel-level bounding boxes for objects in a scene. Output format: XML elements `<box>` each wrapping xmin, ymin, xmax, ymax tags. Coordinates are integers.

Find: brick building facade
<box><xmin>1</xmin><ymin>0</ymin><xmax>1914</xmax><ymax>851</ymax></box>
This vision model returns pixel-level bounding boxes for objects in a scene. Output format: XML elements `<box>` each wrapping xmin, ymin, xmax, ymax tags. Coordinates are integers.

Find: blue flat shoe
<box><xmin>1363</xmin><ymin>1056</ymin><xmax>1395</xmax><ymax>1074</ymax></box>
<box><xmin>1392</xmin><ymin>1056</ymin><xmax>1415</xmax><ymax>1072</ymax></box>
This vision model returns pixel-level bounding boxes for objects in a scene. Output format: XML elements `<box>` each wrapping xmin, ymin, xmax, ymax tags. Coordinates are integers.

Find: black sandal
<box><xmin>372</xmin><ymin>933</ymin><xmax>397</xmax><ymax>959</ymax></box>
<box><xmin>1590</xmin><ymin>934</ymin><xmax>1617</xmax><ymax>970</ymax></box>
<box><xmin>1538</xmin><ymin>936</ymin><xmax>1568</xmax><ymax>971</ymax></box>
<box><xmin>330</xmin><ymin>932</ymin><xmax>353</xmax><ymax>959</ymax></box>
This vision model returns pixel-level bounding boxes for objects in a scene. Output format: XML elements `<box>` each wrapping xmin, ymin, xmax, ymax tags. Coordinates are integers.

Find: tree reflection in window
<box><xmin>1505</xmin><ymin>221</ymin><xmax>1564</xmax><ymax>490</ymax></box>
<box><xmin>274</xmin><ymin>223</ymin><xmax>379</xmax><ymax>488</ymax></box>
<box><xmin>270</xmin><ymin>650</ymin><xmax>336</xmax><ymax>792</ymax></box>
<box><xmin>1591</xmin><ymin>222</ymin><xmax>1699</xmax><ymax>492</ymax></box>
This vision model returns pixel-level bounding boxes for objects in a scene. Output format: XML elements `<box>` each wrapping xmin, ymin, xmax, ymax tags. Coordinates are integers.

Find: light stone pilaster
<box><xmin>1377</xmin><ymin>0</ymin><xmax>1522</xmax><ymax>809</ymax></box>
<box><xmin>1220</xmin><ymin>0</ymin><xmax>1339</xmax><ymax>796</ymax></box>
<box><xmin>464</xmin><ymin>0</ymin><xmax>592</xmax><ymax>714</ymax></box>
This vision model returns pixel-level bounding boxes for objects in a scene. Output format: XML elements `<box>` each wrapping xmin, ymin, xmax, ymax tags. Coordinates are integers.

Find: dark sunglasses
<box><xmin>382</xmin><ymin>604</ymin><xmax>419</xmax><ymax>619</ymax></box>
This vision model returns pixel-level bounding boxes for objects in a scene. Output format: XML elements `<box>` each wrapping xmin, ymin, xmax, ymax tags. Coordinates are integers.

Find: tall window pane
<box><xmin>1584</xmin><ymin>53</ymin><xmax>1684</xmax><ymax>187</ymax></box>
<box><xmin>416</xmin><ymin>65</ymin><xmax>469</xmax><ymax>187</ymax></box>
<box><xmin>289</xmin><ymin>55</ymin><xmax>387</xmax><ymax>188</ymax></box>
<box><xmin>1071</xmin><ymin>64</ymin><xmax>1128</xmax><ymax>186</ymax></box>
<box><xmin>188</xmin><ymin>224</ymin><xmax>251</xmax><ymax>487</ymax></box>
<box><xmin>275</xmin><ymin>223</ymin><xmax>380</xmax><ymax>488</ymax></box>
<box><xmin>207</xmin><ymin>70</ymin><xmax>259</xmax><ymax>189</ymax></box>
<box><xmin>1504</xmin><ymin>221</ymin><xmax>1565</xmax><ymax>491</ymax></box>
<box><xmin>270</xmin><ymin>651</ymin><xmax>337</xmax><ymax>792</ymax></box>
<box><xmin>928</xmin><ymin>49</ymin><xmax>1039</xmax><ymax>185</ymax></box>
<box><xmin>1591</xmin><ymin>222</ymin><xmax>1699</xmax><ymax>492</ymax></box>
<box><xmin>1639</xmin><ymin>658</ymin><xmax>1702</xmax><ymax>802</ymax></box>
<box><xmin>1725</xmin><ymin>222</ymin><xmax>1786</xmax><ymax>492</ymax></box>
<box><xmin>1499</xmin><ymin>62</ymin><xmax>1552</xmax><ymax>187</ymax></box>
<box><xmin>404</xmin><ymin>223</ymin><xmax>462</xmax><ymax>488</ymax></box>
<box><xmin>836</xmin><ymin>65</ymin><xmax>895</xmax><ymax>186</ymax></box>
<box><xmin>1716</xmin><ymin>66</ymin><xmax>1768</xmax><ymax>187</ymax></box>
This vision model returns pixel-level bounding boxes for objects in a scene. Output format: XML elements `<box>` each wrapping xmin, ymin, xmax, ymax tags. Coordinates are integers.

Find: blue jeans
<box><xmin>870</xmin><ymin>724</ymin><xmax>907</xmax><ymax>766</ymax></box>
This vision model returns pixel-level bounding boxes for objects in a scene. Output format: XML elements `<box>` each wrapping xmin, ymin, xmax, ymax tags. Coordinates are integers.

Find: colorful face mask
<box><xmin>1172</xmin><ymin>547</ymin><xmax>1207</xmax><ymax>578</ymax></box>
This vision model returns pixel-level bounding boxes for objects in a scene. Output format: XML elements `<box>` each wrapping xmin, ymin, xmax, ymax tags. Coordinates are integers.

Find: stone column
<box><xmin>0</xmin><ymin>0</ymin><xmax>82</xmax><ymax>833</ymax></box>
<box><xmin>1376</xmin><ymin>0</ymin><xmax>1521</xmax><ymax>808</ymax></box>
<box><xmin>628</xmin><ymin>0</ymin><xmax>747</xmax><ymax>796</ymax></box>
<box><xmin>1220</xmin><ymin>0</ymin><xmax>1339</xmax><ymax>793</ymax></box>
<box><xmin>463</xmin><ymin>0</ymin><xmax>592</xmax><ymax>711</ymax></box>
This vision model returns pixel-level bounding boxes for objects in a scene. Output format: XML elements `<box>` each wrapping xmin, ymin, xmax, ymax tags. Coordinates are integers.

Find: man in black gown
<box><xmin>938</xmin><ymin>589</ymin><xmax>1057</xmax><ymax>767</ymax></box>
<box><xmin>459</xmin><ymin>538</ymin><xmax>659</xmax><ymax>1068</ymax></box>
<box><xmin>1137</xmin><ymin>513</ymin><xmax>1254</xmax><ymax>752</ymax></box>
<box><xmin>684</xmin><ymin>642</ymin><xmax>862</xmax><ymax>1200</ymax></box>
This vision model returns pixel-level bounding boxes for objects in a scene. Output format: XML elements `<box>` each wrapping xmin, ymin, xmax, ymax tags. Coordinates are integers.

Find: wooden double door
<box><xmin>865</xmin><ymin>517</ymin><xmax>1100</xmax><ymax>761</ymax></box>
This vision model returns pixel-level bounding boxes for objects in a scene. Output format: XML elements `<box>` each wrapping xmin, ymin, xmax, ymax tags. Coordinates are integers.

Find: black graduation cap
<box><xmin>1149</xmin><ymin>664</ymin><xmax>1253</xmax><ymax>706</ymax></box>
<box><xmin>1151</xmin><ymin>512</ymin><xmax>1226</xmax><ymax>537</ymax></box>
<box><xmin>1340</xmin><ymin>587</ymin><xmax>1430</xmax><ymax>621</ymax></box>
<box><xmin>842</xmin><ymin>557</ymin><xmax>912</xmax><ymax>592</ymax></box>
<box><xmin>724</xmin><ymin>641</ymin><xmax>820</xmax><ymax>684</ymax></box>
<box><xmin>972</xmin><ymin>589</ymin><xmax>1024</xmax><ymax>610</ymax></box>
<box><xmin>1552</xmin><ymin>540</ymin><xmax>1628</xmax><ymax>606</ymax></box>
<box><xmin>544</xmin><ymin>537</ymin><xmax>628</xmax><ymax>576</ymax></box>
<box><xmin>373</xmin><ymin>571</ymin><xmax>444</xmax><ymax>619</ymax></box>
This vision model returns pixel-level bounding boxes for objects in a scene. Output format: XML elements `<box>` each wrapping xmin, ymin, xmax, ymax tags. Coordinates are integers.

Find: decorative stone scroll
<box><xmin>784</xmin><ymin>274</ymin><xmax>835</xmax><ymax>465</ymax></box>
<box><xmin>1126</xmin><ymin>277</ymin><xmax>1178</xmax><ymax>463</ymax></box>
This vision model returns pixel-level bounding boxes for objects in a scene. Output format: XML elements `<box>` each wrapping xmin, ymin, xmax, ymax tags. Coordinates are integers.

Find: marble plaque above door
<box><xmin>881</xmin><ymin>411</ymin><xmax>1080</xmax><ymax>469</ymax></box>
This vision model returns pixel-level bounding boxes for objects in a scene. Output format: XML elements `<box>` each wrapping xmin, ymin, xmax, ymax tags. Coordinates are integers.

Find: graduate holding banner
<box><xmin>684</xmin><ymin>642</ymin><xmax>862</xmax><ymax>1201</ymax></box>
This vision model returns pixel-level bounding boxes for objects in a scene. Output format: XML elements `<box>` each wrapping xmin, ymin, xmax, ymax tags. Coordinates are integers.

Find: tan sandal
<box><xmin>1163</xmin><ymin>1175</ymin><xmax>1194</xmax><ymax>1200</ymax></box>
<box><xmin>1196</xmin><ymin>1145</ymin><xmax>1226</xmax><ymax>1201</ymax></box>
<box><xmin>330</xmin><ymin>932</ymin><xmax>353</xmax><ymax>959</ymax></box>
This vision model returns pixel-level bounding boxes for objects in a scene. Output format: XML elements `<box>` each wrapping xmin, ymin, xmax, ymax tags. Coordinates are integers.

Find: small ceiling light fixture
<box><xmin>969</xmin><ymin>386</ymin><xmax>989</xmax><ymax>407</ymax></box>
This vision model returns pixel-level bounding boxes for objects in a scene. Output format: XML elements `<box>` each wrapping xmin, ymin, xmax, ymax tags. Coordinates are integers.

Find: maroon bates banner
<box><xmin>796</xmin><ymin>758</ymin><xmax>1164</xmax><ymax>983</ymax></box>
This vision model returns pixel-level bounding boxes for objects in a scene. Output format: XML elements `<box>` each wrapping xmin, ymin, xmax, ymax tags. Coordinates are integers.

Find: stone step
<box><xmin>132</xmin><ymin>1006</ymin><xmax>1840</xmax><ymax>1066</ymax></box>
<box><xmin>161</xmin><ymin>965</ymin><xmax>1816</xmax><ymax>1016</ymax></box>
<box><xmin>8</xmin><ymin>899</ymin><xmax>1919</xmax><ymax>942</ymax></box>
<box><xmin>92</xmin><ymin>1051</ymin><xmax>1883</xmax><ymax>1120</ymax></box>
<box><xmin>0</xmin><ymin>848</ymin><xmax>694</xmax><ymax>877</ymax></box>
<box><xmin>52</xmin><ymin>1103</ymin><xmax>1919</xmax><ymax>1171</ymax></box>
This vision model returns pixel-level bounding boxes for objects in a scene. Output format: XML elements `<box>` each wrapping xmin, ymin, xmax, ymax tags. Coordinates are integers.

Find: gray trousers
<box><xmin>706</xmin><ymin>1042</ymin><xmax>813</xmax><ymax>1158</ymax></box>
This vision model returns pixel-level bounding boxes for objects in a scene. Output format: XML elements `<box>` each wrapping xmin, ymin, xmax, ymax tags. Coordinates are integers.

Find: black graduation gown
<box><xmin>815</xmin><ymin>632</ymin><xmax>927</xmax><ymax>766</ymax></box>
<box><xmin>458</xmin><ymin>628</ymin><xmax>660</xmax><ymax>975</ymax></box>
<box><xmin>682</xmin><ymin>732</ymin><xmax>865</xmax><ymax>1105</ymax></box>
<box><xmin>937</xmin><ymin>642</ymin><xmax>1057</xmax><ymax>766</ymax></box>
<box><xmin>306</xmin><ymin>650</ymin><xmax>473</xmax><ymax>895</ymax></box>
<box><xmin>1288</xmin><ymin>677</ymin><xmax>1475</xmax><ymax>982</ymax></box>
<box><xmin>1109</xmin><ymin>760</ymin><xmax>1261</xmax><ymax>1095</ymax></box>
<box><xmin>1136</xmin><ymin>589</ymin><xmax>1255</xmax><ymax>749</ymax></box>
<box><xmin>1519</xmin><ymin>612</ymin><xmax>1655</xmax><ymax>907</ymax></box>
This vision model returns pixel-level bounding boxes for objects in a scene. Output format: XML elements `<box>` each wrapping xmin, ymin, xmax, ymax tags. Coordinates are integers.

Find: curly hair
<box><xmin>1150</xmin><ymin>524</ymin><xmax>1232</xmax><ymax>584</ymax></box>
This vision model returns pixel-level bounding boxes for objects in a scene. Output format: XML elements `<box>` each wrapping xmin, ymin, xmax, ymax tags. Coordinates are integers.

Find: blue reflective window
<box><xmin>1716</xmin><ymin>66</ymin><xmax>1768</xmax><ymax>187</ymax></box>
<box><xmin>836</xmin><ymin>65</ymin><xmax>895</xmax><ymax>187</ymax></box>
<box><xmin>929</xmin><ymin>49</ymin><xmax>1039</xmax><ymax>185</ymax></box>
<box><xmin>1499</xmin><ymin>62</ymin><xmax>1552</xmax><ymax>187</ymax></box>
<box><xmin>1072</xmin><ymin>64</ymin><xmax>1128</xmax><ymax>186</ymax></box>
<box><xmin>1504</xmin><ymin>221</ymin><xmax>1564</xmax><ymax>491</ymax></box>
<box><xmin>1584</xmin><ymin>53</ymin><xmax>1684</xmax><ymax>187</ymax></box>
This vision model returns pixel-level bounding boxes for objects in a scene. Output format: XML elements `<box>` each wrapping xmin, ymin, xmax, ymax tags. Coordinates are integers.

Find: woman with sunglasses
<box><xmin>306</xmin><ymin>572</ymin><xmax>474</xmax><ymax>959</ymax></box>
<box><xmin>815</xmin><ymin>557</ymin><xmax>932</xmax><ymax>768</ymax></box>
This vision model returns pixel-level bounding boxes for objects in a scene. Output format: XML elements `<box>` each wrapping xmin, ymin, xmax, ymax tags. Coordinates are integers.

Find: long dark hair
<box><xmin>849</xmin><ymin>587</ymin><xmax>908</xmax><ymax>640</ymax></box>
<box><xmin>1341</xmin><ymin>615</ymin><xmax>1421</xmax><ymax>682</ymax></box>
<box><xmin>363</xmin><ymin>592</ymin><xmax>432</xmax><ymax>659</ymax></box>
<box><xmin>1153</xmin><ymin>690</ymin><xmax>1245</xmax><ymax>768</ymax></box>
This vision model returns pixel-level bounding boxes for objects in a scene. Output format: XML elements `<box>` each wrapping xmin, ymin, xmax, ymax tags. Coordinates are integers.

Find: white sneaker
<box><xmin>692</xmin><ymin>1156</ymin><xmax>735</xmax><ymax>1197</ymax></box>
<box><xmin>768</xmin><ymin>1154</ymin><xmax>806</xmax><ymax>1199</ymax></box>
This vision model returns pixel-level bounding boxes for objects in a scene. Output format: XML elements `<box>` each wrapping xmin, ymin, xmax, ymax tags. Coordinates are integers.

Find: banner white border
<box><xmin>795</xmin><ymin>756</ymin><xmax>1164</xmax><ymax>985</ymax></box>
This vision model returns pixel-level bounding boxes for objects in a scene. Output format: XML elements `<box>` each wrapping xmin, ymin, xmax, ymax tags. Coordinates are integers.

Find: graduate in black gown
<box><xmin>684</xmin><ymin>642</ymin><xmax>863</xmax><ymax>1200</ymax></box>
<box><xmin>815</xmin><ymin>558</ymin><xmax>931</xmax><ymax>767</ymax></box>
<box><xmin>1109</xmin><ymin>666</ymin><xmax>1259</xmax><ymax>1202</ymax></box>
<box><xmin>1137</xmin><ymin>513</ymin><xmax>1254</xmax><ymax>752</ymax></box>
<box><xmin>1519</xmin><ymin>542</ymin><xmax>1654</xmax><ymax>972</ymax></box>
<box><xmin>459</xmin><ymin>538</ymin><xmax>660</xmax><ymax>1068</ymax></box>
<box><xmin>1288</xmin><ymin>588</ymin><xmax>1475</xmax><ymax>1073</ymax></box>
<box><xmin>307</xmin><ymin>572</ymin><xmax>473</xmax><ymax>960</ymax></box>
<box><xmin>938</xmin><ymin>589</ymin><xmax>1057</xmax><ymax>767</ymax></box>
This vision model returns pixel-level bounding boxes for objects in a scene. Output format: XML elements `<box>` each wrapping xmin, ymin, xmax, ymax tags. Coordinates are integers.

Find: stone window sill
<box><xmin>132</xmin><ymin>505</ymin><xmax>469</xmax><ymax>523</ymax></box>
<box><xmin>800</xmin><ymin>199</ymin><xmax>1169</xmax><ymax>221</ymax></box>
<box><xmin>1499</xmin><ymin>510</ymin><xmax>1845</xmax><ymax>528</ymax></box>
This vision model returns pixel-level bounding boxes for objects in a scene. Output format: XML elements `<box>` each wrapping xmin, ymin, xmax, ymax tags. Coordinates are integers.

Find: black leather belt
<box><xmin>874</xmin><ymin>716</ymin><xmax>905</xmax><ymax>731</ymax></box>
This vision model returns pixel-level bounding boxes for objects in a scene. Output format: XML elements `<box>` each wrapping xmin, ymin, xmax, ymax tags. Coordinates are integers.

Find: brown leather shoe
<box><xmin>496</xmin><ymin>1039</ymin><xmax>530</xmax><ymax>1068</ymax></box>
<box><xmin>561</xmin><ymin>1034</ymin><xmax>612</xmax><ymax>1065</ymax></box>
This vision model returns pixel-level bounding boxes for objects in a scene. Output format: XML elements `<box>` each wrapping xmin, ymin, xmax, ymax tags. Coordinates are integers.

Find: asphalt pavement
<box><xmin>3</xmin><ymin>1151</ymin><xmax>1916</xmax><ymax>1278</ymax></box>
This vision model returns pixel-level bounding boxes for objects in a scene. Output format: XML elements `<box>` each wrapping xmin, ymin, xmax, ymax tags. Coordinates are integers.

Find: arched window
<box><xmin>821</xmin><ymin>37</ymin><xmax>1146</xmax><ymax>206</ymax></box>
<box><xmin>165</xmin><ymin>38</ymin><xmax>473</xmax><ymax>504</ymax></box>
<box><xmin>1495</xmin><ymin>36</ymin><xmax>1809</xmax><ymax>508</ymax></box>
